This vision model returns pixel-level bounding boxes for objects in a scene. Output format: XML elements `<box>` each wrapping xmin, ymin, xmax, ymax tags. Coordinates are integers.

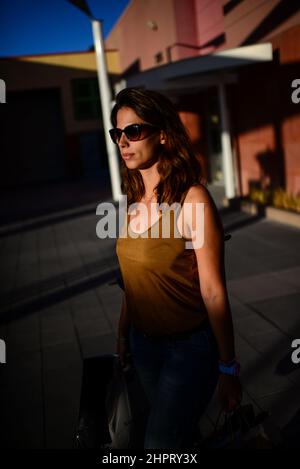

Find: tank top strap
<box><xmin>159</xmin><ymin>203</ymin><xmax>183</xmax><ymax>239</ymax></box>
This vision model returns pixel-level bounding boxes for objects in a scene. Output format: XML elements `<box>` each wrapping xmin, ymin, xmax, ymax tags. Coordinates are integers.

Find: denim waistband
<box><xmin>140</xmin><ymin>317</ymin><xmax>210</xmax><ymax>342</ymax></box>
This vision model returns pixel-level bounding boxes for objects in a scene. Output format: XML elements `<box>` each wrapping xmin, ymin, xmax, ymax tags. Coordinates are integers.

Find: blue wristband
<box><xmin>219</xmin><ymin>359</ymin><xmax>240</xmax><ymax>377</ymax></box>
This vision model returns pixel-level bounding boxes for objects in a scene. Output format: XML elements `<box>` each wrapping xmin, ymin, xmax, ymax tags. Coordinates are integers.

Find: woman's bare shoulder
<box><xmin>182</xmin><ymin>183</ymin><xmax>221</xmax><ymax>232</ymax></box>
<box><xmin>183</xmin><ymin>183</ymin><xmax>213</xmax><ymax>205</ymax></box>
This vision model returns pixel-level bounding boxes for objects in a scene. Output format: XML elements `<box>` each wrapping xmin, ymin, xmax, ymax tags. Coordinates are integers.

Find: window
<box><xmin>155</xmin><ymin>52</ymin><xmax>163</xmax><ymax>64</ymax></box>
<box><xmin>71</xmin><ymin>78</ymin><xmax>101</xmax><ymax>120</ymax></box>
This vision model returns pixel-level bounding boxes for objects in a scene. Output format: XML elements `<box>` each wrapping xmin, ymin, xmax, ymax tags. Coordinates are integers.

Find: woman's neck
<box><xmin>139</xmin><ymin>164</ymin><xmax>160</xmax><ymax>201</ymax></box>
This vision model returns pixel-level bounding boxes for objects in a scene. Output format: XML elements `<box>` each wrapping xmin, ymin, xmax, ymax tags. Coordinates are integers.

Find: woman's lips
<box><xmin>122</xmin><ymin>153</ymin><xmax>134</xmax><ymax>160</ymax></box>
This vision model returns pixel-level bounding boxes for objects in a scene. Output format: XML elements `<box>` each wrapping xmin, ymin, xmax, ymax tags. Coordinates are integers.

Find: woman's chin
<box><xmin>123</xmin><ymin>160</ymin><xmax>138</xmax><ymax>169</ymax></box>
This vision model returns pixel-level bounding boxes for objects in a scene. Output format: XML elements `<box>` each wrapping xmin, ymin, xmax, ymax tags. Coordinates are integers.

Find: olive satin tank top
<box><xmin>116</xmin><ymin>204</ymin><xmax>208</xmax><ymax>336</ymax></box>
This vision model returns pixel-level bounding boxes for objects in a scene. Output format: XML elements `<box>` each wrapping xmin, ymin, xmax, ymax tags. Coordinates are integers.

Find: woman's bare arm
<box><xmin>184</xmin><ymin>184</ymin><xmax>242</xmax><ymax>412</ymax></box>
<box><xmin>184</xmin><ymin>184</ymin><xmax>235</xmax><ymax>362</ymax></box>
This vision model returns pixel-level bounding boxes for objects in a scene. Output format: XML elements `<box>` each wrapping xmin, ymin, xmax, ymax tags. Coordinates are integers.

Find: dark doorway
<box><xmin>0</xmin><ymin>87</ymin><xmax>66</xmax><ymax>189</ymax></box>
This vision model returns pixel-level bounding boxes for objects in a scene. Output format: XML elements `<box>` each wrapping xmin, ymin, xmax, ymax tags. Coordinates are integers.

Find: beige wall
<box><xmin>16</xmin><ymin>50</ymin><xmax>121</xmax><ymax>74</ymax></box>
<box><xmin>1</xmin><ymin>51</ymin><xmax>119</xmax><ymax>134</ymax></box>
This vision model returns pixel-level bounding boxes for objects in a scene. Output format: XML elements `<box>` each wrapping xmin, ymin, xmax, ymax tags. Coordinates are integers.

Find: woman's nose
<box><xmin>119</xmin><ymin>132</ymin><xmax>129</xmax><ymax>147</ymax></box>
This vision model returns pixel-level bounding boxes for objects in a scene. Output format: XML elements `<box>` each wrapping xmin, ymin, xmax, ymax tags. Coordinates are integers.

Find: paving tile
<box><xmin>262</xmin><ymin>251</ymin><xmax>300</xmax><ymax>271</ymax></box>
<box><xmin>272</xmin><ymin>266</ymin><xmax>300</xmax><ymax>290</ymax></box>
<box><xmin>250</xmin><ymin>292</ymin><xmax>300</xmax><ymax>336</ymax></box>
<box><xmin>256</xmin><ymin>342</ymin><xmax>299</xmax><ymax>387</ymax></box>
<box><xmin>0</xmin><ymin>349</ymin><xmax>44</xmax><ymax>448</ymax></box>
<box><xmin>18</xmin><ymin>232</ymin><xmax>38</xmax><ymax>268</ymax></box>
<box><xmin>228</xmin><ymin>272</ymin><xmax>298</xmax><ymax>303</ymax></box>
<box><xmin>41</xmin><ymin>305</ymin><xmax>69</xmax><ymax>318</ymax></box>
<box><xmin>236</xmin><ymin>334</ymin><xmax>294</xmax><ymax>399</ymax></box>
<box><xmin>235</xmin><ymin>332</ymin><xmax>262</xmax><ymax>369</ymax></box>
<box><xmin>69</xmin><ymin>290</ymin><xmax>101</xmax><ymax>310</ymax></box>
<box><xmin>15</xmin><ymin>265</ymin><xmax>39</xmax><ymax>285</ymax></box>
<box><xmin>228</xmin><ymin>295</ymin><xmax>257</xmax><ymax>320</ymax></box>
<box><xmin>1</xmin><ymin>193</ymin><xmax>300</xmax><ymax>448</ymax></box>
<box><xmin>0</xmin><ymin>324</ymin><xmax>8</xmax><ymax>342</ymax></box>
<box><xmin>41</xmin><ymin>312</ymin><xmax>77</xmax><ymax>347</ymax></box>
<box><xmin>256</xmin><ymin>386</ymin><xmax>300</xmax><ymax>433</ymax></box>
<box><xmin>40</xmin><ymin>260</ymin><xmax>61</xmax><ymax>277</ymax></box>
<box><xmin>72</xmin><ymin>305</ymin><xmax>106</xmax><ymax>322</ymax></box>
<box><xmin>0</xmin><ymin>265</ymin><xmax>18</xmax><ymax>282</ymax></box>
<box><xmin>241</xmin><ymin>328</ymin><xmax>293</xmax><ymax>355</ymax></box>
<box><xmin>75</xmin><ymin>316</ymin><xmax>113</xmax><ymax>339</ymax></box>
<box><xmin>80</xmin><ymin>332</ymin><xmax>116</xmax><ymax>359</ymax></box>
<box><xmin>234</xmin><ymin>313</ymin><xmax>277</xmax><ymax>337</ymax></box>
<box><xmin>6</xmin><ymin>314</ymin><xmax>40</xmax><ymax>356</ymax></box>
<box><xmin>38</xmin><ymin>272</ymin><xmax>66</xmax><ymax>295</ymax></box>
<box><xmin>244</xmin><ymin>220</ymin><xmax>300</xmax><ymax>253</ymax></box>
<box><xmin>225</xmin><ymin>248</ymin><xmax>276</xmax><ymax>281</ymax></box>
<box><xmin>43</xmin><ymin>341</ymin><xmax>82</xmax><ymax>448</ymax></box>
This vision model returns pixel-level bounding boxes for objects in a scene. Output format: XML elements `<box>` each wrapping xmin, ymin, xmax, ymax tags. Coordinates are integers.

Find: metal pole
<box><xmin>218</xmin><ymin>81</ymin><xmax>236</xmax><ymax>199</ymax></box>
<box><xmin>91</xmin><ymin>19</ymin><xmax>122</xmax><ymax>202</ymax></box>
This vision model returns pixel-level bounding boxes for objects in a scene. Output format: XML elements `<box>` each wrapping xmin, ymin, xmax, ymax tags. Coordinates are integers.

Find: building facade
<box><xmin>0</xmin><ymin>50</ymin><xmax>120</xmax><ymax>188</ymax></box>
<box><xmin>106</xmin><ymin>0</ymin><xmax>300</xmax><ymax>199</ymax></box>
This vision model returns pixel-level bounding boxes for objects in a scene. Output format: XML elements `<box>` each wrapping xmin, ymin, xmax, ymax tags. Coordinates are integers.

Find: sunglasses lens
<box><xmin>109</xmin><ymin>129</ymin><xmax>121</xmax><ymax>143</ymax></box>
<box><xmin>109</xmin><ymin>124</ymin><xmax>157</xmax><ymax>144</ymax></box>
<box><xmin>125</xmin><ymin>125</ymin><xmax>141</xmax><ymax>141</ymax></box>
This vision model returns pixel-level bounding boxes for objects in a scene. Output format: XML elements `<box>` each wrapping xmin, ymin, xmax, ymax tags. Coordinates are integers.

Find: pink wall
<box><xmin>106</xmin><ymin>0</ymin><xmax>300</xmax><ymax>72</ymax></box>
<box><xmin>105</xmin><ymin>0</ymin><xmax>177</xmax><ymax>72</ymax></box>
<box><xmin>273</xmin><ymin>25</ymin><xmax>300</xmax><ymax>196</ymax></box>
<box><xmin>105</xmin><ymin>0</ymin><xmax>225</xmax><ymax>70</ymax></box>
<box><xmin>233</xmin><ymin>24</ymin><xmax>300</xmax><ymax>197</ymax></box>
<box><xmin>238</xmin><ymin>126</ymin><xmax>277</xmax><ymax>194</ymax></box>
<box><xmin>194</xmin><ymin>0</ymin><xmax>224</xmax><ymax>54</ymax></box>
<box><xmin>106</xmin><ymin>0</ymin><xmax>300</xmax><ymax>196</ymax></box>
<box><xmin>223</xmin><ymin>0</ymin><xmax>281</xmax><ymax>50</ymax></box>
<box><xmin>282</xmin><ymin>116</ymin><xmax>300</xmax><ymax>196</ymax></box>
<box><xmin>172</xmin><ymin>0</ymin><xmax>198</xmax><ymax>61</ymax></box>
<box><xmin>171</xmin><ymin>0</ymin><xmax>224</xmax><ymax>60</ymax></box>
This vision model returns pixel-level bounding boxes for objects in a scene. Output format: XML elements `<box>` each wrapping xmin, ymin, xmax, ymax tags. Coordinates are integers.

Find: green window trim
<box><xmin>71</xmin><ymin>78</ymin><xmax>101</xmax><ymax>121</ymax></box>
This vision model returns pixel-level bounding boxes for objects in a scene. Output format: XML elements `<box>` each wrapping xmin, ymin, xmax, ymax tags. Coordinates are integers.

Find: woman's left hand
<box><xmin>217</xmin><ymin>374</ymin><xmax>243</xmax><ymax>414</ymax></box>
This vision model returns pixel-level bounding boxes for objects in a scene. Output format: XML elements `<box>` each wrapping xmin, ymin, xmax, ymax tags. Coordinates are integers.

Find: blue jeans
<box><xmin>129</xmin><ymin>321</ymin><xmax>219</xmax><ymax>449</ymax></box>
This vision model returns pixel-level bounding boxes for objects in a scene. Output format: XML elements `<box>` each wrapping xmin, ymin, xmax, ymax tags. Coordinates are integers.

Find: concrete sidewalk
<box><xmin>0</xmin><ymin>183</ymin><xmax>299</xmax><ymax>448</ymax></box>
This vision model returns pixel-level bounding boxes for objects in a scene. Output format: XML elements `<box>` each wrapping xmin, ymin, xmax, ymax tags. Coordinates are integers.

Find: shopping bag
<box><xmin>105</xmin><ymin>357</ymin><xmax>148</xmax><ymax>449</ymax></box>
<box><xmin>74</xmin><ymin>355</ymin><xmax>114</xmax><ymax>449</ymax></box>
<box><xmin>203</xmin><ymin>404</ymin><xmax>273</xmax><ymax>449</ymax></box>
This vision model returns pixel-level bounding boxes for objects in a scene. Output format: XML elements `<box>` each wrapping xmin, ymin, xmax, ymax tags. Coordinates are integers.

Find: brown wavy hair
<box><xmin>110</xmin><ymin>87</ymin><xmax>204</xmax><ymax>207</ymax></box>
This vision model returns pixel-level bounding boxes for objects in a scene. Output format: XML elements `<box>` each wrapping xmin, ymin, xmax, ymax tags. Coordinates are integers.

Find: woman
<box><xmin>110</xmin><ymin>87</ymin><xmax>242</xmax><ymax>449</ymax></box>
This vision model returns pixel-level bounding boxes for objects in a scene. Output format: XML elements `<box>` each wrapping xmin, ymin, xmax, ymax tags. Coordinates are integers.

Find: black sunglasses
<box><xmin>109</xmin><ymin>123</ymin><xmax>159</xmax><ymax>144</ymax></box>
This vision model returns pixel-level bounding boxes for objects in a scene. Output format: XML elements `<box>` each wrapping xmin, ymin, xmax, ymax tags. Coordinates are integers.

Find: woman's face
<box><xmin>115</xmin><ymin>106</ymin><xmax>165</xmax><ymax>170</ymax></box>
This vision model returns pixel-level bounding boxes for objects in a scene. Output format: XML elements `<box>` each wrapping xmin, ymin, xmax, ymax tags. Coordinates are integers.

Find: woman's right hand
<box><xmin>117</xmin><ymin>334</ymin><xmax>132</xmax><ymax>371</ymax></box>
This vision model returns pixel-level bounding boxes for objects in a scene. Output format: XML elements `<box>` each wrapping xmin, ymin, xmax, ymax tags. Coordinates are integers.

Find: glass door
<box><xmin>205</xmin><ymin>91</ymin><xmax>224</xmax><ymax>186</ymax></box>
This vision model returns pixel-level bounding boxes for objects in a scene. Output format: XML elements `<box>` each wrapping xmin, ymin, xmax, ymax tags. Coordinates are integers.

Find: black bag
<box><xmin>74</xmin><ymin>354</ymin><xmax>148</xmax><ymax>449</ymax></box>
<box><xmin>105</xmin><ymin>357</ymin><xmax>148</xmax><ymax>449</ymax></box>
<box><xmin>73</xmin><ymin>355</ymin><xmax>114</xmax><ymax>448</ymax></box>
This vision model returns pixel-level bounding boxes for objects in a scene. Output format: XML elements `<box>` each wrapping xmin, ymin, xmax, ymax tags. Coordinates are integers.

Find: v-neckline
<box><xmin>127</xmin><ymin>213</ymin><xmax>163</xmax><ymax>236</ymax></box>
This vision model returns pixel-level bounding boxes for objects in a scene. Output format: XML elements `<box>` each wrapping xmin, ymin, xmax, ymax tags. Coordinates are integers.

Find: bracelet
<box><xmin>218</xmin><ymin>358</ymin><xmax>240</xmax><ymax>377</ymax></box>
<box><xmin>219</xmin><ymin>358</ymin><xmax>237</xmax><ymax>366</ymax></box>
